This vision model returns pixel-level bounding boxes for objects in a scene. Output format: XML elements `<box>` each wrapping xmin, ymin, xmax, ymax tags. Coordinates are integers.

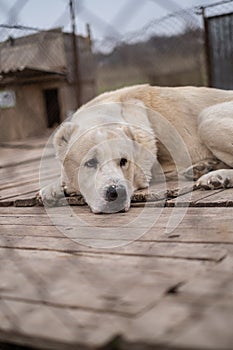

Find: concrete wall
<box><xmin>0</xmin><ymin>84</ymin><xmax>47</xmax><ymax>142</ymax></box>
<box><xmin>0</xmin><ymin>79</ymin><xmax>70</xmax><ymax>142</ymax></box>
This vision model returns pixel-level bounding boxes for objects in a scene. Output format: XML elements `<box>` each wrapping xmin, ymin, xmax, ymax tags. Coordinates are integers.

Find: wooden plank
<box><xmin>0</xmin><ymin>298</ymin><xmax>123</xmax><ymax>349</ymax></box>
<box><xmin>0</xmin><ymin>227</ymin><xmax>228</xmax><ymax>262</ymax></box>
<box><xmin>1</xmin><ymin>296</ymin><xmax>232</xmax><ymax>350</ymax></box>
<box><xmin>1</xmin><ymin>211</ymin><xmax>228</xmax><ymax>277</ymax></box>
<box><xmin>178</xmin><ymin>272</ymin><xmax>233</xmax><ymax>298</ymax></box>
<box><xmin>0</xmin><ymin>207</ymin><xmax>163</xmax><ymax>226</ymax></box>
<box><xmin>0</xmin><ymin>247</ymin><xmax>212</xmax><ymax>279</ymax></box>
<box><xmin>0</xmin><ymin>160</ymin><xmax>41</xmax><ymax>187</ymax></box>
<box><xmin>0</xmin><ymin>157</ymin><xmax>58</xmax><ymax>204</ymax></box>
<box><xmin>0</xmin><ymin>166</ymin><xmax>56</xmax><ymax>190</ymax></box>
<box><xmin>167</xmin><ymin>188</ymin><xmax>233</xmax><ymax>207</ymax></box>
<box><xmin>166</xmin><ymin>188</ymin><xmax>224</xmax><ymax>206</ymax></box>
<box><xmin>0</xmin><ymin>135</ymin><xmax>53</xmax><ymax>169</ymax></box>
<box><xmin>126</xmin><ymin>294</ymin><xmax>233</xmax><ymax>350</ymax></box>
<box><xmin>2</xmin><ymin>222</ymin><xmax>233</xmax><ymax>245</ymax></box>
<box><xmin>0</xmin><ymin>135</ymin><xmax>49</xmax><ymax>149</ymax></box>
<box><xmin>0</xmin><ymin>175</ymin><xmax>56</xmax><ymax>198</ymax></box>
<box><xmin>0</xmin><ymin>207</ymin><xmax>47</xmax><ymax>215</ymax></box>
<box><xmin>0</xmin><ymin>296</ymin><xmax>194</xmax><ymax>350</ymax></box>
<box><xmin>194</xmin><ymin>188</ymin><xmax>233</xmax><ymax>206</ymax></box>
<box><xmin>144</xmin><ymin>207</ymin><xmax>233</xmax><ymax>244</ymax></box>
<box><xmin>0</xmin><ymin>184</ymin><xmax>40</xmax><ymax>201</ymax></box>
<box><xmin>167</xmin><ymin>302</ymin><xmax>233</xmax><ymax>350</ymax></box>
<box><xmin>125</xmin><ymin>296</ymin><xmax>199</xmax><ymax>347</ymax></box>
<box><xmin>0</xmin><ymin>247</ymin><xmax>185</xmax><ymax>316</ymax></box>
<box><xmin>0</xmin><ymin>148</ymin><xmax>53</xmax><ymax>168</ymax></box>
<box><xmin>1</xmin><ymin>283</ymin><xmax>233</xmax><ymax>350</ymax></box>
<box><xmin>1</xmin><ymin>205</ymin><xmax>233</xmax><ymax>218</ymax></box>
<box><xmin>1</xmin><ymin>207</ymin><xmax>233</xmax><ymax>244</ymax></box>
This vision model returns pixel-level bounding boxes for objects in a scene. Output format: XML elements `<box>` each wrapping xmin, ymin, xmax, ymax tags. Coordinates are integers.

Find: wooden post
<box><xmin>69</xmin><ymin>0</ymin><xmax>81</xmax><ymax>107</ymax></box>
<box><xmin>201</xmin><ymin>6</ymin><xmax>212</xmax><ymax>87</ymax></box>
<box><xmin>86</xmin><ymin>23</ymin><xmax>92</xmax><ymax>47</ymax></box>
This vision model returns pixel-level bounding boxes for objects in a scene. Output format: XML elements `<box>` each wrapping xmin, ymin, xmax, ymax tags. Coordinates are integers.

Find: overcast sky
<box><xmin>0</xmin><ymin>0</ymin><xmax>226</xmax><ymax>43</ymax></box>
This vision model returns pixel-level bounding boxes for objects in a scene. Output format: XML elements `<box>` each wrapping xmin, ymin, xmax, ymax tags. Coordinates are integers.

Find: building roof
<box><xmin>0</xmin><ymin>67</ymin><xmax>66</xmax><ymax>79</ymax></box>
<box><xmin>0</xmin><ymin>29</ymin><xmax>67</xmax><ymax>76</ymax></box>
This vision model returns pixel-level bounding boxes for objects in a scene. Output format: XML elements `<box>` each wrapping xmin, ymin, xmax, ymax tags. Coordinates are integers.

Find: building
<box><xmin>0</xmin><ymin>28</ymin><xmax>96</xmax><ymax>141</ymax></box>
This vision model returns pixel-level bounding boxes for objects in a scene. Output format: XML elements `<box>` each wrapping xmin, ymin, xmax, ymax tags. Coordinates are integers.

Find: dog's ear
<box><xmin>53</xmin><ymin>122</ymin><xmax>78</xmax><ymax>161</ymax></box>
<box><xmin>121</xmin><ymin>99</ymin><xmax>156</xmax><ymax>149</ymax></box>
<box><xmin>120</xmin><ymin>125</ymin><xmax>135</xmax><ymax>141</ymax></box>
<box><xmin>120</xmin><ymin>99</ymin><xmax>158</xmax><ymax>188</ymax></box>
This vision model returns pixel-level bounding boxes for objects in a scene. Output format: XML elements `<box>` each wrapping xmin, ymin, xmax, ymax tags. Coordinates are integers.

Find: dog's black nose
<box><xmin>106</xmin><ymin>185</ymin><xmax>118</xmax><ymax>201</ymax></box>
<box><xmin>105</xmin><ymin>185</ymin><xmax>127</xmax><ymax>202</ymax></box>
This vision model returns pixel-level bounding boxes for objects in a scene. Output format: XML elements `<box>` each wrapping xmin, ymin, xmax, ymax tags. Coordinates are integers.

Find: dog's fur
<box><xmin>40</xmin><ymin>85</ymin><xmax>233</xmax><ymax>213</ymax></box>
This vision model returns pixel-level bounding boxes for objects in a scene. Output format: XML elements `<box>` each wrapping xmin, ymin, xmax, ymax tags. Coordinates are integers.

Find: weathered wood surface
<box><xmin>0</xmin><ymin>137</ymin><xmax>233</xmax><ymax>350</ymax></box>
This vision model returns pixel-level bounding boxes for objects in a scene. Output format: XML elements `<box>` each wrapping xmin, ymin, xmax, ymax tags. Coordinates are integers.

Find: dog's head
<box><xmin>53</xmin><ymin>102</ymin><xmax>157</xmax><ymax>213</ymax></box>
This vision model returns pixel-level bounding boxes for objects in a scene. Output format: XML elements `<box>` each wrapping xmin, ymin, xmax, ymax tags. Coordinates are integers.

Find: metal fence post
<box><xmin>201</xmin><ymin>6</ymin><xmax>212</xmax><ymax>87</ymax></box>
<box><xmin>69</xmin><ymin>0</ymin><xmax>82</xmax><ymax>107</ymax></box>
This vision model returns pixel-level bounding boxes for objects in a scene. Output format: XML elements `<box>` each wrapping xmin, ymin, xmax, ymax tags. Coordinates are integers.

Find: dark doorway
<box><xmin>43</xmin><ymin>89</ymin><xmax>61</xmax><ymax>128</ymax></box>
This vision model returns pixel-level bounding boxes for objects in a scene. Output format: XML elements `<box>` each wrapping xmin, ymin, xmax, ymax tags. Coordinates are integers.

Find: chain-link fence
<box><xmin>1</xmin><ymin>2</ymin><xmax>233</xmax><ymax>348</ymax></box>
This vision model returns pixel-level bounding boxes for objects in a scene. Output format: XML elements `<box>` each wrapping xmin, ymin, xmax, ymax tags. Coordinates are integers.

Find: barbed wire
<box><xmin>1</xmin><ymin>1</ymin><xmax>232</xmax><ymax>50</ymax></box>
<box><xmin>201</xmin><ymin>0</ymin><xmax>233</xmax><ymax>16</ymax></box>
<box><xmin>93</xmin><ymin>6</ymin><xmax>202</xmax><ymax>53</ymax></box>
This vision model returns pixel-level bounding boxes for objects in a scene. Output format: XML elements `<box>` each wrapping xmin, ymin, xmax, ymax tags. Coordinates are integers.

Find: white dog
<box><xmin>40</xmin><ymin>85</ymin><xmax>233</xmax><ymax>213</ymax></box>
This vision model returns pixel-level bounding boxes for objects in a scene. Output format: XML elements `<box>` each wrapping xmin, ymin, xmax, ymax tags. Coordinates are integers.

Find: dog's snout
<box><xmin>105</xmin><ymin>185</ymin><xmax>127</xmax><ymax>202</ymax></box>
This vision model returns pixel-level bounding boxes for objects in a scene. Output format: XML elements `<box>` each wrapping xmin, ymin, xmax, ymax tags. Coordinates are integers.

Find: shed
<box><xmin>0</xmin><ymin>28</ymin><xmax>96</xmax><ymax>141</ymax></box>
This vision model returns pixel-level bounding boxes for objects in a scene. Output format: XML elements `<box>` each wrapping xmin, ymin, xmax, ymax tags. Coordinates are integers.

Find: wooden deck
<box><xmin>0</xmin><ymin>137</ymin><xmax>233</xmax><ymax>350</ymax></box>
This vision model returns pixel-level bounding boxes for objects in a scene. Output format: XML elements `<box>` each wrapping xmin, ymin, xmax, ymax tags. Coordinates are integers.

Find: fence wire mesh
<box><xmin>0</xmin><ymin>0</ymin><xmax>233</xmax><ymax>347</ymax></box>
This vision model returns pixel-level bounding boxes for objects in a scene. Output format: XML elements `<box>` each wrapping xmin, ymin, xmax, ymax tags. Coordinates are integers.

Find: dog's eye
<box><xmin>120</xmin><ymin>158</ymin><xmax>128</xmax><ymax>167</ymax></box>
<box><xmin>84</xmin><ymin>157</ymin><xmax>98</xmax><ymax>168</ymax></box>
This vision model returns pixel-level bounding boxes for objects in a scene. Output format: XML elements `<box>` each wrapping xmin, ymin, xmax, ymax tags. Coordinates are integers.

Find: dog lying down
<box><xmin>40</xmin><ymin>84</ymin><xmax>233</xmax><ymax>213</ymax></box>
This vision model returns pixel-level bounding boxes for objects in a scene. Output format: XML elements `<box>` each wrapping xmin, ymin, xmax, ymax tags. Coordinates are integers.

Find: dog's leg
<box><xmin>183</xmin><ymin>158</ymin><xmax>230</xmax><ymax>181</ymax></box>
<box><xmin>37</xmin><ymin>179</ymin><xmax>65</xmax><ymax>206</ymax></box>
<box><xmin>196</xmin><ymin>101</ymin><xmax>233</xmax><ymax>189</ymax></box>
<box><xmin>196</xmin><ymin>169</ymin><xmax>233</xmax><ymax>189</ymax></box>
<box><xmin>198</xmin><ymin>101</ymin><xmax>233</xmax><ymax>168</ymax></box>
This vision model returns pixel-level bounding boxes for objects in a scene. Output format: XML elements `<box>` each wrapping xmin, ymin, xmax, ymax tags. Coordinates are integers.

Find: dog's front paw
<box><xmin>183</xmin><ymin>159</ymin><xmax>225</xmax><ymax>181</ymax></box>
<box><xmin>36</xmin><ymin>191</ymin><xmax>44</xmax><ymax>206</ymax></box>
<box><xmin>37</xmin><ymin>180</ymin><xmax>65</xmax><ymax>207</ymax></box>
<box><xmin>196</xmin><ymin>170</ymin><xmax>231</xmax><ymax>190</ymax></box>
